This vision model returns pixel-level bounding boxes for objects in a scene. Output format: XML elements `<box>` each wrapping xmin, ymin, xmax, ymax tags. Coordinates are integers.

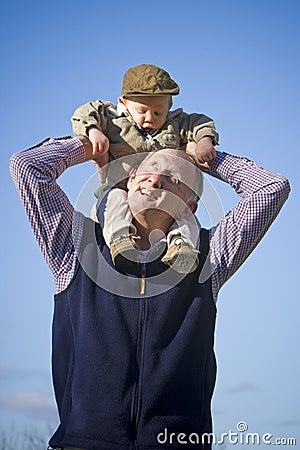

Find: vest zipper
<box><xmin>140</xmin><ymin>264</ymin><xmax>146</xmax><ymax>295</ymax></box>
<box><xmin>133</xmin><ymin>263</ymin><xmax>147</xmax><ymax>448</ymax></box>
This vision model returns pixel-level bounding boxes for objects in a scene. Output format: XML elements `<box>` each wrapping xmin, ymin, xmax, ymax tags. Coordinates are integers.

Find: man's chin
<box><xmin>128</xmin><ymin>192</ymin><xmax>157</xmax><ymax>214</ymax></box>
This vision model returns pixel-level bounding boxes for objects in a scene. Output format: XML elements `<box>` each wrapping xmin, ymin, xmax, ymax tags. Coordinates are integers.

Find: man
<box><xmin>10</xmin><ymin>136</ymin><xmax>290</xmax><ymax>450</ymax></box>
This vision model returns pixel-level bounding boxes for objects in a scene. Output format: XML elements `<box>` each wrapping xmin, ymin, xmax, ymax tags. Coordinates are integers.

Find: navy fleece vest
<box><xmin>49</xmin><ymin>220</ymin><xmax>216</xmax><ymax>450</ymax></box>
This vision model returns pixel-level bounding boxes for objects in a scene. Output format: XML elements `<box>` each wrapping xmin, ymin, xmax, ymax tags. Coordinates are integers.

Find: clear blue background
<box><xmin>1</xmin><ymin>0</ymin><xmax>299</xmax><ymax>446</ymax></box>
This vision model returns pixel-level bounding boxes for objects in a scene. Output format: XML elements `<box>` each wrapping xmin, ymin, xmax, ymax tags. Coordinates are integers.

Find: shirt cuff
<box><xmin>48</xmin><ymin>136</ymin><xmax>87</xmax><ymax>168</ymax></box>
<box><xmin>209</xmin><ymin>151</ymin><xmax>249</xmax><ymax>182</ymax></box>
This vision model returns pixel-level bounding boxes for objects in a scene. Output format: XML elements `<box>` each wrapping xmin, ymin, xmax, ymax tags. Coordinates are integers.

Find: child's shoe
<box><xmin>161</xmin><ymin>239</ymin><xmax>199</xmax><ymax>273</ymax></box>
<box><xmin>110</xmin><ymin>235</ymin><xmax>140</xmax><ymax>271</ymax></box>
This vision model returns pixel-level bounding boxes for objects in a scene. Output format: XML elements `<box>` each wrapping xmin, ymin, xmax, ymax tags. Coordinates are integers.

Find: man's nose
<box><xmin>146</xmin><ymin>172</ymin><xmax>162</xmax><ymax>188</ymax></box>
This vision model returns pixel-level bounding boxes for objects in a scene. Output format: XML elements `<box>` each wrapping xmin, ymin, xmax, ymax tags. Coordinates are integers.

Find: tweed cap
<box><xmin>121</xmin><ymin>64</ymin><xmax>180</xmax><ymax>97</ymax></box>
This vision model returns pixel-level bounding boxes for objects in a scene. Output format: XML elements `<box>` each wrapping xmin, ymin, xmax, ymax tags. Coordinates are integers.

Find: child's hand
<box><xmin>194</xmin><ymin>137</ymin><xmax>216</xmax><ymax>164</ymax></box>
<box><xmin>87</xmin><ymin>127</ymin><xmax>109</xmax><ymax>168</ymax></box>
<box><xmin>88</xmin><ymin>127</ymin><xmax>110</xmax><ymax>155</ymax></box>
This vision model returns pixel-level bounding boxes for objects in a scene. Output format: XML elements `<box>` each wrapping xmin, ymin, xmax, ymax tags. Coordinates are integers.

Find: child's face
<box><xmin>121</xmin><ymin>96</ymin><xmax>171</xmax><ymax>132</ymax></box>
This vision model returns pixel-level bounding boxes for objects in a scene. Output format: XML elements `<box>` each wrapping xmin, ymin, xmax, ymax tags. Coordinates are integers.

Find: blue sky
<box><xmin>1</xmin><ymin>0</ymin><xmax>299</xmax><ymax>446</ymax></box>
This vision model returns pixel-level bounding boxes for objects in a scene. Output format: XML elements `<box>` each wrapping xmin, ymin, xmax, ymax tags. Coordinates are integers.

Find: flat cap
<box><xmin>121</xmin><ymin>64</ymin><xmax>180</xmax><ymax>97</ymax></box>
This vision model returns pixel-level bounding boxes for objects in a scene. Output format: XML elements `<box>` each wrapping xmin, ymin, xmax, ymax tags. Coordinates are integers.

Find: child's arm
<box><xmin>88</xmin><ymin>127</ymin><xmax>109</xmax><ymax>167</ymax></box>
<box><xmin>71</xmin><ymin>100</ymin><xmax>111</xmax><ymax>166</ymax></box>
<box><xmin>182</xmin><ymin>112</ymin><xmax>218</xmax><ymax>164</ymax></box>
<box><xmin>186</xmin><ymin>139</ymin><xmax>216</xmax><ymax>170</ymax></box>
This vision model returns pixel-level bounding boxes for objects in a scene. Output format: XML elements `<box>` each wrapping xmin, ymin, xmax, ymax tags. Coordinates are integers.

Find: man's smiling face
<box><xmin>127</xmin><ymin>149</ymin><xmax>198</xmax><ymax>223</ymax></box>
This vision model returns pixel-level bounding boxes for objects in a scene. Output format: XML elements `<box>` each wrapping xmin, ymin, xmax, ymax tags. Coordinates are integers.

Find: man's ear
<box><xmin>127</xmin><ymin>165</ymin><xmax>138</xmax><ymax>189</ymax></box>
<box><xmin>184</xmin><ymin>200</ymin><xmax>198</xmax><ymax>217</ymax></box>
<box><xmin>177</xmin><ymin>200</ymin><xmax>197</xmax><ymax>219</ymax></box>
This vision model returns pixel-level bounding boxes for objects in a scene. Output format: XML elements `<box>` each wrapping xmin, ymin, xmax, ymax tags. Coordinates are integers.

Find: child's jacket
<box><xmin>71</xmin><ymin>100</ymin><xmax>219</xmax><ymax>186</ymax></box>
<box><xmin>71</xmin><ymin>101</ymin><xmax>219</xmax><ymax>153</ymax></box>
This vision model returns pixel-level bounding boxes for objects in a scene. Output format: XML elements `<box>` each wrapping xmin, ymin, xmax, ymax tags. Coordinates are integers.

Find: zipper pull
<box><xmin>140</xmin><ymin>265</ymin><xmax>146</xmax><ymax>295</ymax></box>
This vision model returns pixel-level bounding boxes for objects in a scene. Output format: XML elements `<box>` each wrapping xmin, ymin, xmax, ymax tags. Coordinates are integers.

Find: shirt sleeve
<box><xmin>208</xmin><ymin>152</ymin><xmax>290</xmax><ymax>302</ymax></box>
<box><xmin>71</xmin><ymin>100</ymin><xmax>112</xmax><ymax>137</ymax></box>
<box><xmin>185</xmin><ymin>112</ymin><xmax>219</xmax><ymax>146</ymax></box>
<box><xmin>9</xmin><ymin>136</ymin><xmax>86</xmax><ymax>293</ymax></box>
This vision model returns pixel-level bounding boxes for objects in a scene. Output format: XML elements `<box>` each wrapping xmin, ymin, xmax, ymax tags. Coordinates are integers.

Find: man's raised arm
<box><xmin>206</xmin><ymin>152</ymin><xmax>290</xmax><ymax>302</ymax></box>
<box><xmin>9</xmin><ymin>136</ymin><xmax>93</xmax><ymax>293</ymax></box>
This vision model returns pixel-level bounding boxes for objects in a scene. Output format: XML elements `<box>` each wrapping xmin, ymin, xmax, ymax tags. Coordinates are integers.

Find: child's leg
<box><xmin>162</xmin><ymin>215</ymin><xmax>201</xmax><ymax>273</ymax></box>
<box><xmin>167</xmin><ymin>215</ymin><xmax>201</xmax><ymax>249</ymax></box>
<box><xmin>96</xmin><ymin>188</ymin><xmax>139</xmax><ymax>267</ymax></box>
<box><xmin>97</xmin><ymin>188</ymin><xmax>136</xmax><ymax>246</ymax></box>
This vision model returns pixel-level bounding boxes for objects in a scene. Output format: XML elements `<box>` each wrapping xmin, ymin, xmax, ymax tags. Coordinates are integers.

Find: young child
<box><xmin>71</xmin><ymin>64</ymin><xmax>219</xmax><ymax>273</ymax></box>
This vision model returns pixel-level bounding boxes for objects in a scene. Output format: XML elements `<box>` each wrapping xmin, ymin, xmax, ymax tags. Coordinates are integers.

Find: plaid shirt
<box><xmin>9</xmin><ymin>137</ymin><xmax>290</xmax><ymax>301</ymax></box>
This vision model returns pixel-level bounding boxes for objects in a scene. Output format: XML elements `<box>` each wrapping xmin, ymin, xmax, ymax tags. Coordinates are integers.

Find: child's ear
<box><xmin>118</xmin><ymin>96</ymin><xmax>126</xmax><ymax>106</ymax></box>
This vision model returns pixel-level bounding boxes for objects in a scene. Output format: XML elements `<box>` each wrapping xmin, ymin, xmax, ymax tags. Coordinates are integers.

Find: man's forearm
<box><xmin>207</xmin><ymin>151</ymin><xmax>290</xmax><ymax>301</ymax></box>
<box><xmin>209</xmin><ymin>151</ymin><xmax>288</xmax><ymax>193</ymax></box>
<box><xmin>9</xmin><ymin>137</ymin><xmax>86</xmax><ymax>293</ymax></box>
